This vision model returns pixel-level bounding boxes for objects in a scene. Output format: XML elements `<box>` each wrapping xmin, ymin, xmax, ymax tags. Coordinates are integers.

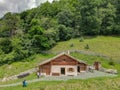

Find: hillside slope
<box><xmin>50</xmin><ymin>36</ymin><xmax>120</xmax><ymax>62</ymax></box>
<box><xmin>0</xmin><ymin>36</ymin><xmax>120</xmax><ymax>90</ymax></box>
<box><xmin>0</xmin><ymin>36</ymin><xmax>119</xmax><ymax>78</ymax></box>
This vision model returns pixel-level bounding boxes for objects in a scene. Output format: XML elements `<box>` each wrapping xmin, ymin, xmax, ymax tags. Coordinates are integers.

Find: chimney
<box><xmin>67</xmin><ymin>50</ymin><xmax>70</xmax><ymax>54</ymax></box>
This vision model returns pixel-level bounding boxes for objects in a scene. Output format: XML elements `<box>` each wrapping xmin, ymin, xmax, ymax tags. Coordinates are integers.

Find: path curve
<box><xmin>0</xmin><ymin>71</ymin><xmax>117</xmax><ymax>88</ymax></box>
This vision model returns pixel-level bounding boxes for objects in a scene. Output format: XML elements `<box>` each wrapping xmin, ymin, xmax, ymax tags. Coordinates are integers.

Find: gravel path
<box><xmin>0</xmin><ymin>71</ymin><xmax>117</xmax><ymax>87</ymax></box>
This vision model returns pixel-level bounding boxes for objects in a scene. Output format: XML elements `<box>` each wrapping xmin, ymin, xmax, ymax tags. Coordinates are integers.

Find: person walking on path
<box><xmin>37</xmin><ymin>72</ymin><xmax>40</xmax><ymax>78</ymax></box>
<box><xmin>22</xmin><ymin>80</ymin><xmax>27</xmax><ymax>87</ymax></box>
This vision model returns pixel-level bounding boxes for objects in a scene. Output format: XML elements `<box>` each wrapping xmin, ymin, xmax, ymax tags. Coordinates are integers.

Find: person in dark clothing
<box><xmin>22</xmin><ymin>80</ymin><xmax>27</xmax><ymax>87</ymax></box>
<box><xmin>37</xmin><ymin>72</ymin><xmax>40</xmax><ymax>78</ymax></box>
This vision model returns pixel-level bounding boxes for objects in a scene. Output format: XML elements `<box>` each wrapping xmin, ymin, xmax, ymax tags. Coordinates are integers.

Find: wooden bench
<box><xmin>17</xmin><ymin>73</ymin><xmax>30</xmax><ymax>78</ymax></box>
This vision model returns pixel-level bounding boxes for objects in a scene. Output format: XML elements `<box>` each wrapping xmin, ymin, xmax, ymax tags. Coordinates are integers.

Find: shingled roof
<box><xmin>38</xmin><ymin>52</ymin><xmax>87</xmax><ymax>66</ymax></box>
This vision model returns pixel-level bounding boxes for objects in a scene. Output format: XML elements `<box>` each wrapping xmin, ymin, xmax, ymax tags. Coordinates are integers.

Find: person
<box><xmin>37</xmin><ymin>72</ymin><xmax>40</xmax><ymax>78</ymax></box>
<box><xmin>22</xmin><ymin>80</ymin><xmax>27</xmax><ymax>87</ymax></box>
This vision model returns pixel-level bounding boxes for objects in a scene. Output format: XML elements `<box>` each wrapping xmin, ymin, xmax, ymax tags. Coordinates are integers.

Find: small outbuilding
<box><xmin>38</xmin><ymin>53</ymin><xmax>88</xmax><ymax>76</ymax></box>
<box><xmin>93</xmin><ymin>61</ymin><xmax>101</xmax><ymax>70</ymax></box>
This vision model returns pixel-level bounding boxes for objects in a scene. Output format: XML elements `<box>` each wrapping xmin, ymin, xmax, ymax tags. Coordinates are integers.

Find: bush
<box><xmin>108</xmin><ymin>61</ymin><xmax>115</xmax><ymax>66</ymax></box>
<box><xmin>70</xmin><ymin>43</ymin><xmax>74</xmax><ymax>47</ymax></box>
<box><xmin>79</xmin><ymin>37</ymin><xmax>84</xmax><ymax>42</ymax></box>
<box><xmin>85</xmin><ymin>44</ymin><xmax>89</xmax><ymax>49</ymax></box>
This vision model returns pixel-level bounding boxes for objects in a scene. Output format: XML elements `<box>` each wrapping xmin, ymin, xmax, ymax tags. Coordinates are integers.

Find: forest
<box><xmin>0</xmin><ymin>0</ymin><xmax>120</xmax><ymax>65</ymax></box>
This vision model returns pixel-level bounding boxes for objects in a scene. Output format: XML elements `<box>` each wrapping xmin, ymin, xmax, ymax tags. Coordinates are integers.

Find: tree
<box><xmin>28</xmin><ymin>26</ymin><xmax>44</xmax><ymax>36</ymax></box>
<box><xmin>100</xmin><ymin>3</ymin><xmax>116</xmax><ymax>35</ymax></box>
<box><xmin>80</xmin><ymin>0</ymin><xmax>102</xmax><ymax>35</ymax></box>
<box><xmin>0</xmin><ymin>38</ymin><xmax>13</xmax><ymax>54</ymax></box>
<box><xmin>57</xmin><ymin>10</ymin><xmax>73</xmax><ymax>27</ymax></box>
<box><xmin>31</xmin><ymin>35</ymin><xmax>50</xmax><ymax>51</ymax></box>
<box><xmin>1</xmin><ymin>12</ymin><xmax>21</xmax><ymax>37</ymax></box>
<box><xmin>39</xmin><ymin>17</ymin><xmax>58</xmax><ymax>31</ymax></box>
<box><xmin>113</xmin><ymin>0</ymin><xmax>120</xmax><ymax>35</ymax></box>
<box><xmin>58</xmin><ymin>25</ymin><xmax>73</xmax><ymax>41</ymax></box>
<box><xmin>38</xmin><ymin>1</ymin><xmax>54</xmax><ymax>17</ymax></box>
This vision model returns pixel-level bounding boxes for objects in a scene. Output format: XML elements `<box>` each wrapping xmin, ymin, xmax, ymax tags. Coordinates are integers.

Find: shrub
<box><xmin>108</xmin><ymin>61</ymin><xmax>115</xmax><ymax>66</ymax></box>
<box><xmin>70</xmin><ymin>43</ymin><xmax>74</xmax><ymax>47</ymax></box>
<box><xmin>85</xmin><ymin>44</ymin><xmax>89</xmax><ymax>49</ymax></box>
<box><xmin>79</xmin><ymin>37</ymin><xmax>84</xmax><ymax>42</ymax></box>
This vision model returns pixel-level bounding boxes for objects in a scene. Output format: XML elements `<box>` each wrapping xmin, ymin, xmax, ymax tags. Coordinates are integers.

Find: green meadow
<box><xmin>0</xmin><ymin>77</ymin><xmax>120</xmax><ymax>90</ymax></box>
<box><xmin>0</xmin><ymin>36</ymin><xmax>120</xmax><ymax>90</ymax></box>
<box><xmin>51</xmin><ymin>36</ymin><xmax>120</xmax><ymax>62</ymax></box>
<box><xmin>0</xmin><ymin>54</ymin><xmax>55</xmax><ymax>78</ymax></box>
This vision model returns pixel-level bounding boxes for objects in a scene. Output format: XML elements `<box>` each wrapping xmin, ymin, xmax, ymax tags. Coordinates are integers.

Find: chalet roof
<box><xmin>38</xmin><ymin>52</ymin><xmax>87</xmax><ymax>66</ymax></box>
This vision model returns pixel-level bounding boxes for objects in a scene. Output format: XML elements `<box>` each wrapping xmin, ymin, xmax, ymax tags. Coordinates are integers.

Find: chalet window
<box><xmin>68</xmin><ymin>68</ymin><xmax>74</xmax><ymax>72</ymax></box>
<box><xmin>63</xmin><ymin>59</ymin><xmax>66</xmax><ymax>61</ymax></box>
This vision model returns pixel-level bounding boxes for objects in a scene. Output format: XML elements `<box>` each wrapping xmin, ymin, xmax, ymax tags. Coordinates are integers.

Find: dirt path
<box><xmin>0</xmin><ymin>71</ymin><xmax>117</xmax><ymax>87</ymax></box>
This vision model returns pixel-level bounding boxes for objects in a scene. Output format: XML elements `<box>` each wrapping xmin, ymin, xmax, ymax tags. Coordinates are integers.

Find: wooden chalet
<box><xmin>38</xmin><ymin>53</ymin><xmax>88</xmax><ymax>76</ymax></box>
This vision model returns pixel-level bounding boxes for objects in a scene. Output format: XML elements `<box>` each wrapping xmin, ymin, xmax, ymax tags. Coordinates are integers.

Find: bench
<box><xmin>17</xmin><ymin>73</ymin><xmax>30</xmax><ymax>78</ymax></box>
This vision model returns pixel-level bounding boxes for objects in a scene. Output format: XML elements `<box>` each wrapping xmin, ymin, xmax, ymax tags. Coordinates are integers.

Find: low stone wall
<box><xmin>0</xmin><ymin>68</ymin><xmax>37</xmax><ymax>82</ymax></box>
<box><xmin>41</xmin><ymin>50</ymin><xmax>110</xmax><ymax>60</ymax></box>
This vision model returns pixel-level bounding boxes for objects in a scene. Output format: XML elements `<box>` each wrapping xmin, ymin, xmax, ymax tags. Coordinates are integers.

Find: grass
<box><xmin>50</xmin><ymin>36</ymin><xmax>120</xmax><ymax>62</ymax></box>
<box><xmin>71</xmin><ymin>52</ymin><xmax>120</xmax><ymax>73</ymax></box>
<box><xmin>0</xmin><ymin>54</ymin><xmax>55</xmax><ymax>78</ymax></box>
<box><xmin>0</xmin><ymin>77</ymin><xmax>120</xmax><ymax>90</ymax></box>
<box><xmin>0</xmin><ymin>36</ymin><xmax>119</xmax><ymax>78</ymax></box>
<box><xmin>1</xmin><ymin>51</ymin><xmax>119</xmax><ymax>85</ymax></box>
<box><xmin>0</xmin><ymin>73</ymin><xmax>36</xmax><ymax>85</ymax></box>
<box><xmin>0</xmin><ymin>36</ymin><xmax>120</xmax><ymax>90</ymax></box>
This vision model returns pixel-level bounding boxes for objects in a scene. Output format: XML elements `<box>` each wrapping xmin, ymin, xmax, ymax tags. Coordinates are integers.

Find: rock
<box><xmin>99</xmin><ymin>68</ymin><xmax>106</xmax><ymax>72</ymax></box>
<box><xmin>8</xmin><ymin>65</ymin><xmax>12</xmax><ymax>69</ymax></box>
<box><xmin>106</xmin><ymin>69</ymin><xmax>118</xmax><ymax>74</ymax></box>
<box><xmin>2</xmin><ymin>77</ymin><xmax>7</xmax><ymax>82</ymax></box>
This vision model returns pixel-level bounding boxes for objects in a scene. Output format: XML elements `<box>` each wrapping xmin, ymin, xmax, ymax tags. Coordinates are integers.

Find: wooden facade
<box><xmin>39</xmin><ymin>62</ymin><xmax>51</xmax><ymax>75</ymax></box>
<box><xmin>93</xmin><ymin>62</ymin><xmax>101</xmax><ymax>70</ymax></box>
<box><xmin>38</xmin><ymin>53</ymin><xmax>88</xmax><ymax>76</ymax></box>
<box><xmin>51</xmin><ymin>55</ymin><xmax>78</xmax><ymax>65</ymax></box>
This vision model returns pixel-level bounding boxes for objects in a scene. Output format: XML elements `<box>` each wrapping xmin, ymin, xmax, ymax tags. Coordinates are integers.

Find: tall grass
<box><xmin>50</xmin><ymin>36</ymin><xmax>120</xmax><ymax>61</ymax></box>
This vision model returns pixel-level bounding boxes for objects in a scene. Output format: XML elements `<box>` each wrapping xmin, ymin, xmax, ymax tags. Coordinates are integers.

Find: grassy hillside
<box><xmin>1</xmin><ymin>77</ymin><xmax>120</xmax><ymax>90</ymax></box>
<box><xmin>0</xmin><ymin>54</ymin><xmax>55</xmax><ymax>78</ymax></box>
<box><xmin>0</xmin><ymin>36</ymin><xmax>120</xmax><ymax>90</ymax></box>
<box><xmin>0</xmin><ymin>36</ymin><xmax>120</xmax><ymax>78</ymax></box>
<box><xmin>71</xmin><ymin>53</ymin><xmax>120</xmax><ymax>72</ymax></box>
<box><xmin>0</xmin><ymin>51</ymin><xmax>119</xmax><ymax>84</ymax></box>
<box><xmin>50</xmin><ymin>36</ymin><xmax>120</xmax><ymax>62</ymax></box>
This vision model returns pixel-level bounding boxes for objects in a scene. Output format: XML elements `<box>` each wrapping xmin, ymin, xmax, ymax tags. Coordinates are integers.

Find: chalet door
<box><xmin>46</xmin><ymin>68</ymin><xmax>50</xmax><ymax>75</ymax></box>
<box><xmin>77</xmin><ymin>66</ymin><xmax>80</xmax><ymax>72</ymax></box>
<box><xmin>61</xmin><ymin>68</ymin><xmax>65</xmax><ymax>75</ymax></box>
